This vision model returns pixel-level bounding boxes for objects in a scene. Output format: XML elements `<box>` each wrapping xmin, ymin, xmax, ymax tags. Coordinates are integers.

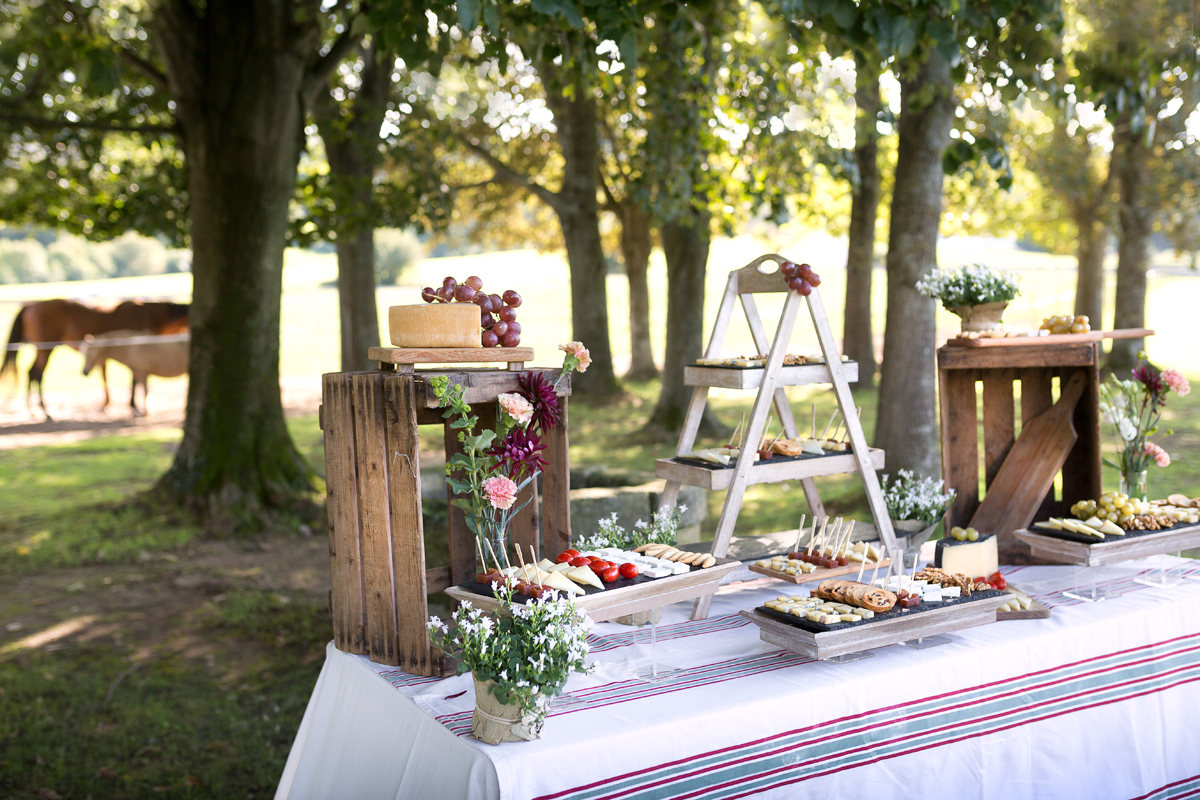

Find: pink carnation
<box><xmin>497</xmin><ymin>392</ymin><xmax>533</xmax><ymax>425</ymax></box>
<box><xmin>1162</xmin><ymin>369</ymin><xmax>1190</xmax><ymax>397</ymax></box>
<box><xmin>558</xmin><ymin>341</ymin><xmax>591</xmax><ymax>373</ymax></box>
<box><xmin>1144</xmin><ymin>441</ymin><xmax>1171</xmax><ymax>468</ymax></box>
<box><xmin>483</xmin><ymin>475</ymin><xmax>519</xmax><ymax>510</ymax></box>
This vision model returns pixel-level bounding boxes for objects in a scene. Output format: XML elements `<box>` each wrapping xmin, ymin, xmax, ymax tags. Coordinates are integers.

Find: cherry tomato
<box><xmin>618</xmin><ymin>562</ymin><xmax>639</xmax><ymax>579</ymax></box>
<box><xmin>988</xmin><ymin>570</ymin><xmax>1004</xmax><ymax>583</ymax></box>
<box><xmin>563</xmin><ymin>549</ymin><xmax>580</xmax><ymax>559</ymax></box>
<box><xmin>991</xmin><ymin>576</ymin><xmax>1008</xmax><ymax>590</ymax></box>
<box><xmin>569</xmin><ymin>556</ymin><xmax>591</xmax><ymax>568</ymax></box>
<box><xmin>601</xmin><ymin>566</ymin><xmax>620</xmax><ymax>583</ymax></box>
<box><xmin>556</xmin><ymin>552</ymin><xmax>574</xmax><ymax>564</ymax></box>
<box><xmin>585</xmin><ymin>555</ymin><xmax>602</xmax><ymax>563</ymax></box>
<box><xmin>589</xmin><ymin>561</ymin><xmax>608</xmax><ymax>575</ymax></box>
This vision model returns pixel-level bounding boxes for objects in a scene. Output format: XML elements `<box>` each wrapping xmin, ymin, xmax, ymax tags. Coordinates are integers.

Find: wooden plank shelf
<box><xmin>747</xmin><ymin>557</ymin><xmax>892</xmax><ymax>585</ymax></box>
<box><xmin>684</xmin><ymin>360</ymin><xmax>859</xmax><ymax>390</ymax></box>
<box><xmin>655</xmin><ymin>448</ymin><xmax>886</xmax><ymax>491</ymax></box>
<box><xmin>368</xmin><ymin>346</ymin><xmax>534</xmax><ymax>369</ymax></box>
<box><xmin>444</xmin><ymin>558</ymin><xmax>740</xmax><ymax>624</ymax></box>
<box><xmin>1013</xmin><ymin>522</ymin><xmax>1200</xmax><ymax>567</ymax></box>
<box><xmin>741</xmin><ymin>592</ymin><xmax>1009</xmax><ymax>660</ymax></box>
<box><xmin>943</xmin><ymin>328</ymin><xmax>1154</xmax><ymax>348</ymax></box>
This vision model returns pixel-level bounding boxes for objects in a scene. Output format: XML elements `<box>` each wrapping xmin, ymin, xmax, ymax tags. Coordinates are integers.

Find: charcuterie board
<box><xmin>748</xmin><ymin>556</ymin><xmax>892</xmax><ymax>586</ymax></box>
<box><xmin>445</xmin><ymin>557</ymin><xmax>740</xmax><ymax>623</ymax></box>
<box><xmin>741</xmin><ymin>590</ymin><xmax>1008</xmax><ymax>660</ymax></box>
<box><xmin>943</xmin><ymin>328</ymin><xmax>1153</xmax><ymax>348</ymax></box>
<box><xmin>1014</xmin><ymin>522</ymin><xmax>1200</xmax><ymax>567</ymax></box>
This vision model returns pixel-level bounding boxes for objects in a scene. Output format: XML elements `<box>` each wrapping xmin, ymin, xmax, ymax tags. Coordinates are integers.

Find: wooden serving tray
<box><xmin>747</xmin><ymin>557</ymin><xmax>892</xmax><ymax>586</ymax></box>
<box><xmin>995</xmin><ymin>586</ymin><xmax>1052</xmax><ymax>621</ymax></box>
<box><xmin>741</xmin><ymin>591</ymin><xmax>1009</xmax><ymax>660</ymax></box>
<box><xmin>944</xmin><ymin>328</ymin><xmax>1153</xmax><ymax>348</ymax></box>
<box><xmin>444</xmin><ymin>557</ymin><xmax>740</xmax><ymax>623</ymax></box>
<box><xmin>1014</xmin><ymin>522</ymin><xmax>1200</xmax><ymax>567</ymax></box>
<box><xmin>368</xmin><ymin>346</ymin><xmax>534</xmax><ymax>367</ymax></box>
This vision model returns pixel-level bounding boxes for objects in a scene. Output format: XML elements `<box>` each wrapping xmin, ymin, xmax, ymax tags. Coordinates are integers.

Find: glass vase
<box><xmin>475</xmin><ymin>519</ymin><xmax>511</xmax><ymax>574</ymax></box>
<box><xmin>1119</xmin><ymin>468</ymin><xmax>1149</xmax><ymax>502</ymax></box>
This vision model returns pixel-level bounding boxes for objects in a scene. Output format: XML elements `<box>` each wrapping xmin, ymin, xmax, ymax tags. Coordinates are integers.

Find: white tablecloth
<box><xmin>277</xmin><ymin>558</ymin><xmax>1200</xmax><ymax>800</ymax></box>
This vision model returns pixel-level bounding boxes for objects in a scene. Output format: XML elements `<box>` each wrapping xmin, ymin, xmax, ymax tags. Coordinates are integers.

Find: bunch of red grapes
<box><xmin>421</xmin><ymin>275</ymin><xmax>523</xmax><ymax>348</ymax></box>
<box><xmin>780</xmin><ymin>261</ymin><xmax>821</xmax><ymax>296</ymax></box>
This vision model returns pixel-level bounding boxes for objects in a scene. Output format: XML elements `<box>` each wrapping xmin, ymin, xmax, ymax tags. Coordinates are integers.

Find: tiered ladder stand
<box><xmin>655</xmin><ymin>255</ymin><xmax>898</xmax><ymax>620</ymax></box>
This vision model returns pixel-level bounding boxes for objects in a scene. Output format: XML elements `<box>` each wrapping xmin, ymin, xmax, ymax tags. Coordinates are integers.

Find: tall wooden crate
<box><xmin>319</xmin><ymin>367</ymin><xmax>572</xmax><ymax>676</ymax></box>
<box><xmin>937</xmin><ymin>341</ymin><xmax>1101</xmax><ymax>562</ymax></box>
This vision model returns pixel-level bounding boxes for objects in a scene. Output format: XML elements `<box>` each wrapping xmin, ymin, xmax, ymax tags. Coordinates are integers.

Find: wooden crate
<box><xmin>937</xmin><ymin>342</ymin><xmax>1101</xmax><ymax>562</ymax></box>
<box><xmin>319</xmin><ymin>367</ymin><xmax>572</xmax><ymax>675</ymax></box>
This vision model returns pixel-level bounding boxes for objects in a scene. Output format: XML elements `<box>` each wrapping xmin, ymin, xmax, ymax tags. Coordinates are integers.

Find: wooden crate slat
<box><xmin>382</xmin><ymin>375</ymin><xmax>433</xmax><ymax>675</ymax></box>
<box><xmin>1020</xmin><ymin>368</ymin><xmax>1058</xmax><ymax>520</ymax></box>
<box><xmin>351</xmin><ymin>372</ymin><xmax>400</xmax><ymax>665</ymax></box>
<box><xmin>321</xmin><ymin>373</ymin><xmax>367</xmax><ymax>655</ymax></box>
<box><xmin>938</xmin><ymin>342</ymin><xmax>1097</xmax><ymax>370</ymax></box>
<box><xmin>940</xmin><ymin>367</ymin><xmax>982</xmax><ymax>527</ymax></box>
<box><xmin>981</xmin><ymin>369</ymin><xmax>1017</xmax><ymax>489</ymax></box>
<box><xmin>541</xmin><ymin>396</ymin><xmax>572</xmax><ymax>557</ymax></box>
<box><xmin>1061</xmin><ymin>353</ymin><xmax>1102</xmax><ymax>507</ymax></box>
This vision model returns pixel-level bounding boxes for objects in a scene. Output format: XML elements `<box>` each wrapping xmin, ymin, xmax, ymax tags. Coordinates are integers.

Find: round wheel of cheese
<box><xmin>388</xmin><ymin>304</ymin><xmax>481</xmax><ymax>348</ymax></box>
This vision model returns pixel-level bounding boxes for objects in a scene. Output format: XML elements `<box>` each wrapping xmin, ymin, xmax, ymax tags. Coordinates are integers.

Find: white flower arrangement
<box><xmin>916</xmin><ymin>262</ymin><xmax>1020</xmax><ymax>308</ymax></box>
<box><xmin>576</xmin><ymin>504</ymin><xmax>687</xmax><ymax>551</ymax></box>
<box><xmin>881</xmin><ymin>470</ymin><xmax>956</xmax><ymax>526</ymax></box>
<box><xmin>427</xmin><ymin>581</ymin><xmax>593</xmax><ymax>734</ymax></box>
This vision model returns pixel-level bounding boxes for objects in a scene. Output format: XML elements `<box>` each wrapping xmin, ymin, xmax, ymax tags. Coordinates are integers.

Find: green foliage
<box><xmin>0</xmin><ymin>231</ymin><xmax>179</xmax><ymax>285</ymax></box>
<box><xmin>0</xmin><ymin>238</ymin><xmax>49</xmax><ymax>283</ymax></box>
<box><xmin>374</xmin><ymin>228</ymin><xmax>424</xmax><ymax>285</ymax></box>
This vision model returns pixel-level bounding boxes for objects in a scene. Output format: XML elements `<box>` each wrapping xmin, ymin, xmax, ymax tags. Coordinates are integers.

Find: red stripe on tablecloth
<box><xmin>536</xmin><ymin>631</ymin><xmax>1200</xmax><ymax>800</ymax></box>
<box><xmin>713</xmin><ymin>668</ymin><xmax>1200</xmax><ymax>800</ymax></box>
<box><xmin>1128</xmin><ymin>773</ymin><xmax>1200</xmax><ymax>800</ymax></box>
<box><xmin>584</xmin><ymin>654</ymin><xmax>1200</xmax><ymax>800</ymax></box>
<box><xmin>587</xmin><ymin>614</ymin><xmax>751</xmax><ymax>653</ymax></box>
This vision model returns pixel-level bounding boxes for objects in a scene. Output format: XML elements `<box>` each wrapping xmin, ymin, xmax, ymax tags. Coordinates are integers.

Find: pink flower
<box><xmin>1144</xmin><ymin>441</ymin><xmax>1171</xmax><ymax>468</ymax></box>
<box><xmin>497</xmin><ymin>392</ymin><xmax>533</xmax><ymax>425</ymax></box>
<box><xmin>483</xmin><ymin>475</ymin><xmax>519</xmax><ymax>510</ymax></box>
<box><xmin>1162</xmin><ymin>369</ymin><xmax>1190</xmax><ymax>397</ymax></box>
<box><xmin>558</xmin><ymin>341</ymin><xmax>591</xmax><ymax>373</ymax></box>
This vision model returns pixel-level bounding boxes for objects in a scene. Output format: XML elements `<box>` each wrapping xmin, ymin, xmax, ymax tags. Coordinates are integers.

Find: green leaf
<box><xmin>457</xmin><ymin>0</ymin><xmax>479</xmax><ymax>31</ymax></box>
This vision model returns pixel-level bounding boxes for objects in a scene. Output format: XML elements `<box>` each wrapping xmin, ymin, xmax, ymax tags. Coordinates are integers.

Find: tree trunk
<box><xmin>1073</xmin><ymin>216</ymin><xmax>1107</xmax><ymax>325</ymax></box>
<box><xmin>319</xmin><ymin>45</ymin><xmax>390</xmax><ymax>372</ymax></box>
<box><xmin>153</xmin><ymin>1</ymin><xmax>315</xmax><ymax>528</ymax></box>
<box><xmin>1108</xmin><ymin>117</ymin><xmax>1153</xmax><ymax>374</ymax></box>
<box><xmin>542</xmin><ymin>73</ymin><xmax>621</xmax><ymax>398</ymax></box>
<box><xmin>619</xmin><ymin>203</ymin><xmax>657</xmax><ymax>380</ymax></box>
<box><xmin>875</xmin><ymin>49</ymin><xmax>956</xmax><ymax>479</ymax></box>
<box><xmin>647</xmin><ymin>213</ymin><xmax>722</xmax><ymax>436</ymax></box>
<box><xmin>843</xmin><ymin>52</ymin><xmax>882</xmax><ymax>388</ymax></box>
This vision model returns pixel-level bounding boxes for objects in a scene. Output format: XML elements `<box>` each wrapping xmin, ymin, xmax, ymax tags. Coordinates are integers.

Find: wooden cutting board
<box><xmin>969</xmin><ymin>371</ymin><xmax>1088</xmax><ymax>535</ymax></box>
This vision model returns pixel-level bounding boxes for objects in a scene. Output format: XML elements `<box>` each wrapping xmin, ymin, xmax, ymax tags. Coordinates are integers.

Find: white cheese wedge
<box><xmin>642</xmin><ymin>566</ymin><xmax>672</xmax><ymax>579</ymax></box>
<box><xmin>388</xmin><ymin>304</ymin><xmax>481</xmax><ymax>348</ymax></box>
<box><xmin>800</xmin><ymin>439</ymin><xmax>825</xmax><ymax>455</ymax></box>
<box><xmin>537</xmin><ymin>558</ymin><xmax>557</xmax><ymax>572</ymax></box>
<box><xmin>540</xmin><ymin>571</ymin><xmax>584</xmax><ymax>595</ymax></box>
<box><xmin>565</xmin><ymin>565</ymin><xmax>604</xmax><ymax>589</ymax></box>
<box><xmin>670</xmin><ymin>561</ymin><xmax>691</xmax><ymax>575</ymax></box>
<box><xmin>922</xmin><ymin>589</ymin><xmax>944</xmax><ymax>603</ymax></box>
<box><xmin>546</xmin><ymin>562</ymin><xmax>574</xmax><ymax>573</ymax></box>
<box><xmin>1098</xmin><ymin>520</ymin><xmax>1125</xmax><ymax>536</ymax></box>
<box><xmin>934</xmin><ymin>534</ymin><xmax>998</xmax><ymax>580</ymax></box>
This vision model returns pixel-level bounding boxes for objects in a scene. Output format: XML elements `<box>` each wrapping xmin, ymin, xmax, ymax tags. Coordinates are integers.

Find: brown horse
<box><xmin>1</xmin><ymin>298</ymin><xmax>189</xmax><ymax>419</ymax></box>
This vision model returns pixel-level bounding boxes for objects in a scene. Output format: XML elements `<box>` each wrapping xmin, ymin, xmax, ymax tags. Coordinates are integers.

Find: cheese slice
<box><xmin>388</xmin><ymin>304</ymin><xmax>481</xmax><ymax>348</ymax></box>
<box><xmin>565</xmin><ymin>566</ymin><xmax>604</xmax><ymax>589</ymax></box>
<box><xmin>934</xmin><ymin>533</ymin><xmax>998</xmax><ymax>579</ymax></box>
<box><xmin>537</xmin><ymin>558</ymin><xmax>557</xmax><ymax>572</ymax></box>
<box><xmin>540</xmin><ymin>571</ymin><xmax>584</xmax><ymax>595</ymax></box>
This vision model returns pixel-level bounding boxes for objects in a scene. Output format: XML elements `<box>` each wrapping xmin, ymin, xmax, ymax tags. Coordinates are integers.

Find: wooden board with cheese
<box><xmin>444</xmin><ymin>557</ymin><xmax>740</xmax><ymax>623</ymax></box>
<box><xmin>944</xmin><ymin>328</ymin><xmax>1154</xmax><ymax>348</ymax></box>
<box><xmin>1014</xmin><ymin>521</ymin><xmax>1200</xmax><ymax>567</ymax></box>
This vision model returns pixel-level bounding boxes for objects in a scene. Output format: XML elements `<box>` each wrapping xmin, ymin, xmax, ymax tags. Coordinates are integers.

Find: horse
<box><xmin>81</xmin><ymin>329</ymin><xmax>190</xmax><ymax>417</ymax></box>
<box><xmin>0</xmin><ymin>298</ymin><xmax>189</xmax><ymax>420</ymax></box>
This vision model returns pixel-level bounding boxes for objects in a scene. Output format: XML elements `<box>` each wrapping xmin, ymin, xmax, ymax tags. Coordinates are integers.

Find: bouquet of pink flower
<box><xmin>431</xmin><ymin>343</ymin><xmax>590</xmax><ymax>553</ymax></box>
<box><xmin>1099</xmin><ymin>355</ymin><xmax>1190</xmax><ymax>496</ymax></box>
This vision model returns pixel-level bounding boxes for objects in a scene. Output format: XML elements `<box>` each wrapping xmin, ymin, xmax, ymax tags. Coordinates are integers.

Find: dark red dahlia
<box><xmin>517</xmin><ymin>371</ymin><xmax>561</xmax><ymax>432</ymax></box>
<box><xmin>488</xmin><ymin>427</ymin><xmax>548</xmax><ymax>483</ymax></box>
<box><xmin>1132</xmin><ymin>363</ymin><xmax>1166</xmax><ymax>405</ymax></box>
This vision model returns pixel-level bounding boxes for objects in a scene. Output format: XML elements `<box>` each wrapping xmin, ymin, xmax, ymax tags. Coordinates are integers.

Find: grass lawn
<box><xmin>2</xmin><ymin>235</ymin><xmax>1199</xmax><ymax>797</ymax></box>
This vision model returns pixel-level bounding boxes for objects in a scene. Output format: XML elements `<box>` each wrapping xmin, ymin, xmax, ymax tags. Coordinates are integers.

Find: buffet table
<box><xmin>277</xmin><ymin>558</ymin><xmax>1200</xmax><ymax>800</ymax></box>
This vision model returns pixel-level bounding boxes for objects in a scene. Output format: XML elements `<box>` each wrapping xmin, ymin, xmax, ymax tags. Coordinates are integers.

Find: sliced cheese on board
<box><xmin>540</xmin><ymin>571</ymin><xmax>584</xmax><ymax>595</ymax></box>
<box><xmin>388</xmin><ymin>304</ymin><xmax>481</xmax><ymax>348</ymax></box>
<box><xmin>934</xmin><ymin>533</ymin><xmax>998</xmax><ymax>579</ymax></box>
<box><xmin>565</xmin><ymin>566</ymin><xmax>603</xmax><ymax>589</ymax></box>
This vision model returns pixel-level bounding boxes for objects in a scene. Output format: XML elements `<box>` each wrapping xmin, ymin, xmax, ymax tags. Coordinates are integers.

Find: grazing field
<box><xmin>2</xmin><ymin>235</ymin><xmax>1198</xmax><ymax>798</ymax></box>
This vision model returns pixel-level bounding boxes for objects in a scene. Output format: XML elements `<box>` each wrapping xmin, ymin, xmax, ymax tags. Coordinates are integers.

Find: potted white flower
<box><xmin>916</xmin><ymin>263</ymin><xmax>1020</xmax><ymax>331</ymax></box>
<box><xmin>428</xmin><ymin>581</ymin><xmax>593</xmax><ymax>745</ymax></box>
<box><xmin>881</xmin><ymin>470</ymin><xmax>957</xmax><ymax>562</ymax></box>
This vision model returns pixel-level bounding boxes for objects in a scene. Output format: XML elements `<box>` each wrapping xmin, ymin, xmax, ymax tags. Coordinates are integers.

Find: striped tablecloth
<box><xmin>276</xmin><ymin>557</ymin><xmax>1200</xmax><ymax>800</ymax></box>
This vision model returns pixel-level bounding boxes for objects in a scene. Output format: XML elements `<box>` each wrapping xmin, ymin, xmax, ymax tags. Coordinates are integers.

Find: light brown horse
<box><xmin>1</xmin><ymin>298</ymin><xmax>189</xmax><ymax>419</ymax></box>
